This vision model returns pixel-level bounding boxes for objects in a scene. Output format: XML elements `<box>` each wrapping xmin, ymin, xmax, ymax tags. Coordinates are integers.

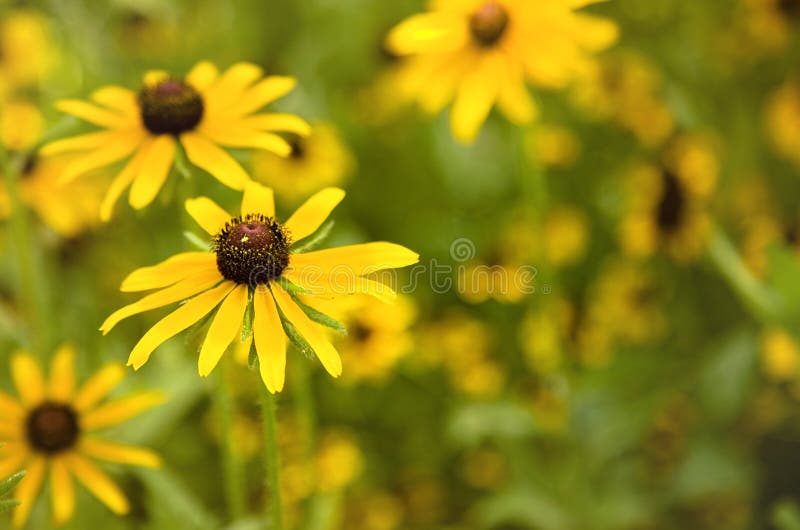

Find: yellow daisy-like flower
<box><xmin>384</xmin><ymin>0</ymin><xmax>618</xmax><ymax>142</ymax></box>
<box><xmin>251</xmin><ymin>122</ymin><xmax>355</xmax><ymax>203</ymax></box>
<box><xmin>100</xmin><ymin>182</ymin><xmax>419</xmax><ymax>393</ymax></box>
<box><xmin>765</xmin><ymin>78</ymin><xmax>800</xmax><ymax>169</ymax></box>
<box><xmin>41</xmin><ymin>61</ymin><xmax>311</xmax><ymax>220</ymax></box>
<box><xmin>0</xmin><ymin>346</ymin><xmax>163</xmax><ymax>527</ymax></box>
<box><xmin>0</xmin><ymin>10</ymin><xmax>55</xmax><ymax>95</ymax></box>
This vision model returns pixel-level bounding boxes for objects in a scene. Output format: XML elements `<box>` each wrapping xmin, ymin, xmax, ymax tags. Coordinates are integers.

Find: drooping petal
<box><xmin>54</xmin><ymin>100</ymin><xmax>135</xmax><ymax>129</ymax></box>
<box><xmin>57</xmin><ymin>129</ymin><xmax>145</xmax><ymax>184</ymax></box>
<box><xmin>196</xmin><ymin>125</ymin><xmax>291</xmax><ymax>156</ymax></box>
<box><xmin>50</xmin><ymin>458</ymin><xmax>76</xmax><ymax>525</ymax></box>
<box><xmin>48</xmin><ymin>344</ymin><xmax>76</xmax><ymax>402</ymax></box>
<box><xmin>11</xmin><ymin>456</ymin><xmax>45</xmax><ymax>528</ymax></box>
<box><xmin>81</xmin><ymin>391</ymin><xmax>165</xmax><ymax>430</ymax></box>
<box><xmin>450</xmin><ymin>53</ymin><xmax>502</xmax><ymax>143</ymax></box>
<box><xmin>253</xmin><ymin>288</ymin><xmax>286</xmax><ymax>393</ymax></box>
<box><xmin>91</xmin><ymin>86</ymin><xmax>138</xmax><ymax>117</ymax></box>
<box><xmin>101</xmin><ymin>268</ymin><xmax>224</xmax><ymax>334</ymax></box>
<box><xmin>120</xmin><ymin>252</ymin><xmax>217</xmax><ymax>292</ymax></box>
<box><xmin>271</xmin><ymin>284</ymin><xmax>342</xmax><ymax>377</ymax></box>
<box><xmin>239</xmin><ymin>113</ymin><xmax>311</xmax><ymax>136</ymax></box>
<box><xmin>11</xmin><ymin>352</ymin><xmax>44</xmax><ymax>406</ymax></box>
<box><xmin>100</xmin><ymin>139</ymin><xmax>153</xmax><ymax>222</ymax></box>
<box><xmin>127</xmin><ymin>282</ymin><xmax>236</xmax><ymax>369</ymax></box>
<box><xmin>185</xmin><ymin>197</ymin><xmax>231</xmax><ymax>235</ymax></box>
<box><xmin>284</xmin><ymin>188</ymin><xmax>346</xmax><ymax>242</ymax></box>
<box><xmin>66</xmin><ymin>455</ymin><xmax>129</xmax><ymax>515</ymax></box>
<box><xmin>241</xmin><ymin>181</ymin><xmax>275</xmax><ymax>217</ymax></box>
<box><xmin>73</xmin><ymin>365</ymin><xmax>126</xmax><ymax>413</ymax></box>
<box><xmin>80</xmin><ymin>438</ymin><xmax>161</xmax><ymax>468</ymax></box>
<box><xmin>180</xmin><ymin>132</ymin><xmax>251</xmax><ymax>190</ymax></box>
<box><xmin>289</xmin><ymin>242</ymin><xmax>419</xmax><ymax>276</ymax></box>
<box><xmin>198</xmin><ymin>285</ymin><xmax>249</xmax><ymax>376</ymax></box>
<box><xmin>40</xmin><ymin>130</ymin><xmax>123</xmax><ymax>156</ymax></box>
<box><xmin>128</xmin><ymin>134</ymin><xmax>176</xmax><ymax>209</ymax></box>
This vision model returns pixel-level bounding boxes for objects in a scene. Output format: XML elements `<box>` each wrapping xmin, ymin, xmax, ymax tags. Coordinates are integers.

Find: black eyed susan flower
<box><xmin>41</xmin><ymin>61</ymin><xmax>310</xmax><ymax>220</ymax></box>
<box><xmin>384</xmin><ymin>0</ymin><xmax>617</xmax><ymax>142</ymax></box>
<box><xmin>100</xmin><ymin>182</ymin><xmax>419</xmax><ymax>393</ymax></box>
<box><xmin>0</xmin><ymin>346</ymin><xmax>163</xmax><ymax>527</ymax></box>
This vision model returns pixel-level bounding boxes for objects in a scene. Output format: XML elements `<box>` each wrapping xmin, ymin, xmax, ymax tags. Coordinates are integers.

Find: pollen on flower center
<box><xmin>469</xmin><ymin>2</ymin><xmax>509</xmax><ymax>47</ymax></box>
<box><xmin>656</xmin><ymin>170</ymin><xmax>685</xmax><ymax>233</ymax></box>
<box><xmin>214</xmin><ymin>214</ymin><xmax>292</xmax><ymax>286</ymax></box>
<box><xmin>26</xmin><ymin>402</ymin><xmax>80</xmax><ymax>454</ymax></box>
<box><xmin>139</xmin><ymin>78</ymin><xmax>204</xmax><ymax>135</ymax></box>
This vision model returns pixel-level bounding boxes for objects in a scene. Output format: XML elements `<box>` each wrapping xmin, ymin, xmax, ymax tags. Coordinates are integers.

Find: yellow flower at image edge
<box><xmin>101</xmin><ymin>182</ymin><xmax>419</xmax><ymax>393</ymax></box>
<box><xmin>42</xmin><ymin>61</ymin><xmax>311</xmax><ymax>220</ymax></box>
<box><xmin>385</xmin><ymin>0</ymin><xmax>617</xmax><ymax>142</ymax></box>
<box><xmin>0</xmin><ymin>346</ymin><xmax>163</xmax><ymax>527</ymax></box>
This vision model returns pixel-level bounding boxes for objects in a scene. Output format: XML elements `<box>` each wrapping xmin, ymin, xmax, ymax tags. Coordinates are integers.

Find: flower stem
<box><xmin>213</xmin><ymin>359</ymin><xmax>246</xmax><ymax>520</ymax></box>
<box><xmin>259</xmin><ymin>383</ymin><xmax>284</xmax><ymax>530</ymax></box>
<box><xmin>291</xmin><ymin>360</ymin><xmax>317</xmax><ymax>527</ymax></box>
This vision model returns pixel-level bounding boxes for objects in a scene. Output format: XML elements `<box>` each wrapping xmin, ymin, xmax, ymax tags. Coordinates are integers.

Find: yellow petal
<box><xmin>386</xmin><ymin>12</ymin><xmax>468</xmax><ymax>55</ymax></box>
<box><xmin>12</xmin><ymin>456</ymin><xmax>45</xmax><ymax>528</ymax></box>
<box><xmin>48</xmin><ymin>344</ymin><xmax>76</xmax><ymax>402</ymax></box>
<box><xmin>127</xmin><ymin>282</ymin><xmax>236</xmax><ymax>370</ymax></box>
<box><xmin>101</xmin><ymin>269</ymin><xmax>223</xmax><ymax>334</ymax></box>
<box><xmin>198</xmin><ymin>285</ymin><xmax>249</xmax><ymax>376</ymax></box>
<box><xmin>227</xmin><ymin>76</ymin><xmax>297</xmax><ymax>117</ymax></box>
<box><xmin>73</xmin><ymin>364</ymin><xmax>126</xmax><ymax>413</ymax></box>
<box><xmin>284</xmin><ymin>188</ymin><xmax>346</xmax><ymax>242</ymax></box>
<box><xmin>54</xmin><ymin>99</ymin><xmax>134</xmax><ymax>129</ymax></box>
<box><xmin>180</xmin><ymin>132</ymin><xmax>251</xmax><ymax>190</ymax></box>
<box><xmin>100</xmin><ymin>139</ymin><xmax>153</xmax><ymax>222</ymax></box>
<box><xmin>496</xmin><ymin>67</ymin><xmax>537</xmax><ymax>125</ymax></box>
<box><xmin>0</xmin><ymin>421</ymin><xmax>22</xmax><ymax>440</ymax></box>
<box><xmin>0</xmin><ymin>391</ymin><xmax>24</xmax><ymax>419</ymax></box>
<box><xmin>80</xmin><ymin>438</ymin><xmax>161</xmax><ymax>468</ymax></box>
<box><xmin>271</xmin><ymin>284</ymin><xmax>342</xmax><ymax>377</ymax></box>
<box><xmin>40</xmin><ymin>130</ymin><xmax>122</xmax><ymax>156</ymax></box>
<box><xmin>50</xmin><ymin>458</ymin><xmax>75</xmax><ymax>525</ymax></box>
<box><xmin>120</xmin><ymin>252</ymin><xmax>217</xmax><ymax>292</ymax></box>
<box><xmin>241</xmin><ymin>181</ymin><xmax>275</xmax><ymax>217</ymax></box>
<box><xmin>185</xmin><ymin>196</ymin><xmax>232</xmax><ymax>235</ymax></box>
<box><xmin>143</xmin><ymin>70</ymin><xmax>169</xmax><ymax>85</ymax></box>
<box><xmin>11</xmin><ymin>352</ymin><xmax>44</xmax><ymax>406</ymax></box>
<box><xmin>204</xmin><ymin>62</ymin><xmax>264</xmax><ymax>110</ymax></box>
<box><xmin>240</xmin><ymin>113</ymin><xmax>311</xmax><ymax>136</ymax></box>
<box><xmin>196</xmin><ymin>124</ymin><xmax>291</xmax><ymax>156</ymax></box>
<box><xmin>253</xmin><ymin>288</ymin><xmax>286</xmax><ymax>393</ymax></box>
<box><xmin>81</xmin><ymin>391</ymin><xmax>165</xmax><ymax>430</ymax></box>
<box><xmin>57</xmin><ymin>129</ymin><xmax>144</xmax><ymax>184</ymax></box>
<box><xmin>66</xmin><ymin>454</ymin><xmax>129</xmax><ymax>515</ymax></box>
<box><xmin>129</xmin><ymin>134</ymin><xmax>176</xmax><ymax>209</ymax></box>
<box><xmin>0</xmin><ymin>450</ymin><xmax>28</xmax><ymax>482</ymax></box>
<box><xmin>91</xmin><ymin>86</ymin><xmax>138</xmax><ymax>117</ymax></box>
<box><xmin>450</xmin><ymin>54</ymin><xmax>501</xmax><ymax>143</ymax></box>
<box><xmin>283</xmin><ymin>271</ymin><xmax>398</xmax><ymax>303</ymax></box>
<box><xmin>186</xmin><ymin>61</ymin><xmax>219</xmax><ymax>91</ymax></box>
<box><xmin>289</xmin><ymin>242</ymin><xmax>419</xmax><ymax>276</ymax></box>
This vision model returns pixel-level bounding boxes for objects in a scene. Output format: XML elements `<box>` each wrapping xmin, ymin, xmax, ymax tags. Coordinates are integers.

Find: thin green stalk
<box><xmin>259</xmin><ymin>383</ymin><xmax>284</xmax><ymax>530</ymax></box>
<box><xmin>213</xmin><ymin>359</ymin><xmax>246</xmax><ymax>520</ymax></box>
<box><xmin>0</xmin><ymin>146</ymin><xmax>50</xmax><ymax>354</ymax></box>
<box><xmin>291</xmin><ymin>359</ymin><xmax>317</xmax><ymax>528</ymax></box>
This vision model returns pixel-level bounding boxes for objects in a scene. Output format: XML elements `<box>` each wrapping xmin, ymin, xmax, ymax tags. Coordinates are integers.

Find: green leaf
<box><xmin>291</xmin><ymin>220</ymin><xmax>334</xmax><ymax>253</ymax></box>
<box><xmin>276</xmin><ymin>276</ymin><xmax>312</xmax><ymax>295</ymax></box>
<box><xmin>183</xmin><ymin>231</ymin><xmax>210</xmax><ymax>251</ymax></box>
<box><xmin>280</xmin><ymin>315</ymin><xmax>315</xmax><ymax>360</ymax></box>
<box><xmin>0</xmin><ymin>499</ymin><xmax>20</xmax><ymax>513</ymax></box>
<box><xmin>0</xmin><ymin>471</ymin><xmax>25</xmax><ymax>497</ymax></box>
<box><xmin>289</xmin><ymin>293</ymin><xmax>347</xmax><ymax>335</ymax></box>
<box><xmin>241</xmin><ymin>293</ymin><xmax>254</xmax><ymax>342</ymax></box>
<box><xmin>247</xmin><ymin>341</ymin><xmax>258</xmax><ymax>370</ymax></box>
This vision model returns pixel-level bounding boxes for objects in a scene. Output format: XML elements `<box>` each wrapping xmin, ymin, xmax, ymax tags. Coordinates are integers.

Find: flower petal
<box><xmin>0</xmin><ymin>392</ymin><xmax>24</xmax><ymax>419</ymax></box>
<box><xmin>80</xmin><ymin>438</ymin><xmax>161</xmax><ymax>469</ymax></box>
<box><xmin>91</xmin><ymin>86</ymin><xmax>138</xmax><ymax>117</ymax></box>
<box><xmin>271</xmin><ymin>284</ymin><xmax>342</xmax><ymax>377</ymax></box>
<box><xmin>204</xmin><ymin>62</ymin><xmax>264</xmax><ymax>110</ymax></box>
<box><xmin>196</xmin><ymin>125</ymin><xmax>291</xmax><ymax>156</ymax></box>
<box><xmin>284</xmin><ymin>188</ymin><xmax>345</xmax><ymax>242</ymax></box>
<box><xmin>54</xmin><ymin>99</ymin><xmax>134</xmax><ymax>129</ymax></box>
<box><xmin>120</xmin><ymin>252</ymin><xmax>217</xmax><ymax>292</ymax></box>
<box><xmin>129</xmin><ymin>135</ymin><xmax>176</xmax><ymax>209</ymax></box>
<box><xmin>289</xmin><ymin>242</ymin><xmax>419</xmax><ymax>276</ymax></box>
<box><xmin>186</xmin><ymin>61</ymin><xmax>219</xmax><ymax>91</ymax></box>
<box><xmin>180</xmin><ymin>132</ymin><xmax>251</xmax><ymax>190</ymax></box>
<box><xmin>50</xmin><ymin>458</ymin><xmax>75</xmax><ymax>525</ymax></box>
<box><xmin>11</xmin><ymin>456</ymin><xmax>45</xmax><ymax>528</ymax></box>
<box><xmin>81</xmin><ymin>391</ymin><xmax>165</xmax><ymax>431</ymax></box>
<box><xmin>241</xmin><ymin>181</ymin><xmax>275</xmax><ymax>217</ymax></box>
<box><xmin>100</xmin><ymin>138</ymin><xmax>153</xmax><ymax>222</ymax></box>
<box><xmin>253</xmin><ymin>288</ymin><xmax>286</xmax><ymax>393</ymax></box>
<box><xmin>57</xmin><ymin>129</ymin><xmax>144</xmax><ymax>184</ymax></box>
<box><xmin>240</xmin><ymin>113</ymin><xmax>311</xmax><ymax>136</ymax></box>
<box><xmin>11</xmin><ymin>352</ymin><xmax>44</xmax><ymax>406</ymax></box>
<box><xmin>185</xmin><ymin>196</ymin><xmax>232</xmax><ymax>235</ymax></box>
<box><xmin>450</xmin><ymin>54</ymin><xmax>502</xmax><ymax>143</ymax></box>
<box><xmin>198</xmin><ymin>284</ymin><xmax>249</xmax><ymax>376</ymax></box>
<box><xmin>66</xmin><ymin>455</ymin><xmax>129</xmax><ymax>515</ymax></box>
<box><xmin>127</xmin><ymin>282</ymin><xmax>236</xmax><ymax>370</ymax></box>
<box><xmin>227</xmin><ymin>76</ymin><xmax>297</xmax><ymax>117</ymax></box>
<box><xmin>73</xmin><ymin>364</ymin><xmax>126</xmax><ymax>412</ymax></box>
<box><xmin>40</xmin><ymin>130</ymin><xmax>123</xmax><ymax>156</ymax></box>
<box><xmin>48</xmin><ymin>344</ymin><xmax>76</xmax><ymax>402</ymax></box>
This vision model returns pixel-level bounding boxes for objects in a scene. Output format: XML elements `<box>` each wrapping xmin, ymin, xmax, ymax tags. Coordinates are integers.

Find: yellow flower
<box><xmin>0</xmin><ymin>346</ymin><xmax>162</xmax><ymax>527</ymax></box>
<box><xmin>251</xmin><ymin>122</ymin><xmax>355</xmax><ymax>203</ymax></box>
<box><xmin>542</xmin><ymin>205</ymin><xmax>589</xmax><ymax>267</ymax></box>
<box><xmin>315</xmin><ymin>431</ymin><xmax>363</xmax><ymax>493</ymax></box>
<box><xmin>0</xmin><ymin>10</ymin><xmax>55</xmax><ymax>94</ymax></box>
<box><xmin>525</xmin><ymin>125</ymin><xmax>582</xmax><ymax>169</ymax></box>
<box><xmin>761</xmin><ymin>328</ymin><xmax>800</xmax><ymax>381</ymax></box>
<box><xmin>0</xmin><ymin>100</ymin><xmax>44</xmax><ymax>152</ymax></box>
<box><xmin>619</xmin><ymin>134</ymin><xmax>718</xmax><ymax>261</ymax></box>
<box><xmin>42</xmin><ymin>61</ymin><xmax>311</xmax><ymax>220</ymax></box>
<box><xmin>765</xmin><ymin>78</ymin><xmax>800</xmax><ymax>169</ymax></box>
<box><xmin>100</xmin><ymin>181</ymin><xmax>419</xmax><ymax>393</ymax></box>
<box><xmin>385</xmin><ymin>0</ymin><xmax>617</xmax><ymax>142</ymax></box>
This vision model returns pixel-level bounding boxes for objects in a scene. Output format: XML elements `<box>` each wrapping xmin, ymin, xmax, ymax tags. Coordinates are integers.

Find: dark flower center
<box><xmin>288</xmin><ymin>135</ymin><xmax>306</xmax><ymax>159</ymax></box>
<box><xmin>778</xmin><ymin>0</ymin><xmax>800</xmax><ymax>17</ymax></box>
<box><xmin>139</xmin><ymin>78</ymin><xmax>204</xmax><ymax>135</ymax></box>
<box><xmin>26</xmin><ymin>402</ymin><xmax>80</xmax><ymax>454</ymax></box>
<box><xmin>470</xmin><ymin>2</ymin><xmax>509</xmax><ymax>47</ymax></box>
<box><xmin>214</xmin><ymin>214</ymin><xmax>291</xmax><ymax>286</ymax></box>
<box><xmin>656</xmin><ymin>170</ymin><xmax>685</xmax><ymax>233</ymax></box>
<box><xmin>351</xmin><ymin>322</ymin><xmax>373</xmax><ymax>342</ymax></box>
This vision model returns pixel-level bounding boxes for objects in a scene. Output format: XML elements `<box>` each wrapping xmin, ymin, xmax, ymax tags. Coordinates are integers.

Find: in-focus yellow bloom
<box><xmin>101</xmin><ymin>182</ymin><xmax>419</xmax><ymax>392</ymax></box>
<box><xmin>42</xmin><ymin>61</ymin><xmax>311</xmax><ymax>220</ymax></box>
<box><xmin>385</xmin><ymin>0</ymin><xmax>617</xmax><ymax>142</ymax></box>
<box><xmin>0</xmin><ymin>346</ymin><xmax>162</xmax><ymax>527</ymax></box>
<box><xmin>251</xmin><ymin>122</ymin><xmax>355</xmax><ymax>203</ymax></box>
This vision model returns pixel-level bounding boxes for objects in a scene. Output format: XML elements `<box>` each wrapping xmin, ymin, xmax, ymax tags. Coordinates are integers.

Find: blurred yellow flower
<box><xmin>0</xmin><ymin>100</ymin><xmax>44</xmax><ymax>151</ymax></box>
<box><xmin>315</xmin><ymin>430</ymin><xmax>363</xmax><ymax>493</ymax></box>
<box><xmin>543</xmin><ymin>205</ymin><xmax>589</xmax><ymax>267</ymax></box>
<box><xmin>761</xmin><ymin>328</ymin><xmax>800</xmax><ymax>381</ymax></box>
<box><xmin>461</xmin><ymin>446</ymin><xmax>507</xmax><ymax>489</ymax></box>
<box><xmin>385</xmin><ymin>0</ymin><xmax>617</xmax><ymax>142</ymax></box>
<box><xmin>252</xmin><ymin>122</ymin><xmax>355</xmax><ymax>203</ymax></box>
<box><xmin>0</xmin><ymin>346</ymin><xmax>162</xmax><ymax>527</ymax></box>
<box><xmin>765</xmin><ymin>78</ymin><xmax>800</xmax><ymax>168</ymax></box>
<box><xmin>0</xmin><ymin>10</ymin><xmax>55</xmax><ymax>94</ymax></box>
<box><xmin>525</xmin><ymin>125</ymin><xmax>582</xmax><ymax>169</ymax></box>
<box><xmin>101</xmin><ymin>182</ymin><xmax>418</xmax><ymax>392</ymax></box>
<box><xmin>43</xmin><ymin>61</ymin><xmax>311</xmax><ymax>219</ymax></box>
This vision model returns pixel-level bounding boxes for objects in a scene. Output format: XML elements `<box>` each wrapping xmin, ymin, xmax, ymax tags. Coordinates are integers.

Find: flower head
<box><xmin>41</xmin><ymin>61</ymin><xmax>310</xmax><ymax>220</ymax></box>
<box><xmin>385</xmin><ymin>0</ymin><xmax>617</xmax><ymax>142</ymax></box>
<box><xmin>101</xmin><ymin>182</ymin><xmax>419</xmax><ymax>393</ymax></box>
<box><xmin>0</xmin><ymin>346</ymin><xmax>163</xmax><ymax>527</ymax></box>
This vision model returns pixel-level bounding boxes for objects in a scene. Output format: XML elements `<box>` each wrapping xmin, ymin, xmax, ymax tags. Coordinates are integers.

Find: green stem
<box><xmin>213</xmin><ymin>360</ymin><xmax>246</xmax><ymax>520</ymax></box>
<box><xmin>291</xmin><ymin>360</ymin><xmax>317</xmax><ymax>527</ymax></box>
<box><xmin>259</xmin><ymin>383</ymin><xmax>284</xmax><ymax>530</ymax></box>
<box><xmin>0</xmin><ymin>146</ymin><xmax>50</xmax><ymax>354</ymax></box>
<box><xmin>707</xmin><ymin>226</ymin><xmax>782</xmax><ymax>322</ymax></box>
